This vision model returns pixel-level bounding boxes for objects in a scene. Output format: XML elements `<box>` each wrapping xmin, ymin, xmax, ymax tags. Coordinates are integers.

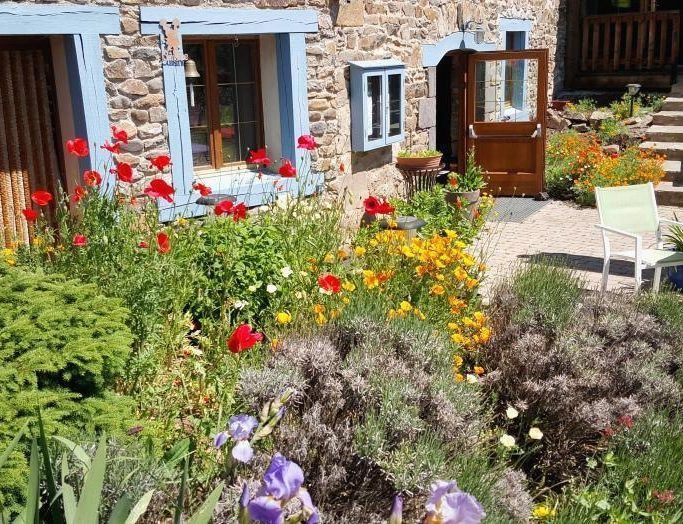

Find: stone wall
<box><xmin>15</xmin><ymin>0</ymin><xmax>565</xmax><ymax>212</ymax></box>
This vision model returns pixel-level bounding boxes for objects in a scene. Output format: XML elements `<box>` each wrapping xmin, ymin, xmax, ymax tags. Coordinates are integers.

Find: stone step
<box><xmin>640</xmin><ymin>141</ymin><xmax>683</xmax><ymax>161</ymax></box>
<box><xmin>663</xmin><ymin>159</ymin><xmax>682</xmax><ymax>182</ymax></box>
<box><xmin>653</xmin><ymin>111</ymin><xmax>683</xmax><ymax>126</ymax></box>
<box><xmin>655</xmin><ymin>181</ymin><xmax>683</xmax><ymax>207</ymax></box>
<box><xmin>662</xmin><ymin>97</ymin><xmax>683</xmax><ymax>111</ymax></box>
<box><xmin>645</xmin><ymin>125</ymin><xmax>683</xmax><ymax>142</ymax></box>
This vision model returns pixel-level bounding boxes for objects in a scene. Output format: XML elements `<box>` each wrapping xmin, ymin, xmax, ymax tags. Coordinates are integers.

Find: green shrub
<box><xmin>235</xmin><ymin>314</ymin><xmax>526</xmax><ymax>522</ymax></box>
<box><xmin>566</xmin><ymin>98</ymin><xmax>597</xmax><ymax>118</ymax></box>
<box><xmin>552</xmin><ymin>412</ymin><xmax>683</xmax><ymax>522</ymax></box>
<box><xmin>502</xmin><ymin>260</ymin><xmax>582</xmax><ymax>333</ymax></box>
<box><xmin>0</xmin><ymin>267</ymin><xmax>135</xmax><ymax>510</ymax></box>
<box><xmin>596</xmin><ymin>118</ymin><xmax>628</xmax><ymax>144</ymax></box>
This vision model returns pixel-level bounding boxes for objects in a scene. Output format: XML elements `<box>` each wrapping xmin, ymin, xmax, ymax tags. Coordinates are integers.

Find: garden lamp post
<box><xmin>626</xmin><ymin>83</ymin><xmax>641</xmax><ymax>118</ymax></box>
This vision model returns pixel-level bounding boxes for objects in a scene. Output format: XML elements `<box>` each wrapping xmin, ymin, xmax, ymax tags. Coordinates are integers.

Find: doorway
<box><xmin>435</xmin><ymin>51</ymin><xmax>470</xmax><ymax>172</ymax></box>
<box><xmin>0</xmin><ymin>37</ymin><xmax>64</xmax><ymax>246</ymax></box>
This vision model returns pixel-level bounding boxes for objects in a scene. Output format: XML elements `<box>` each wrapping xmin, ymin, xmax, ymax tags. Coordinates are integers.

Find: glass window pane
<box><xmin>366</xmin><ymin>75</ymin><xmax>383</xmax><ymax>141</ymax></box>
<box><xmin>387</xmin><ymin>73</ymin><xmax>402</xmax><ymax>137</ymax></box>
<box><xmin>234</xmin><ymin>44</ymin><xmax>255</xmax><ymax>83</ymax></box>
<box><xmin>221</xmin><ymin>126</ymin><xmax>240</xmax><ymax>164</ymax></box>
<box><xmin>218</xmin><ymin>85</ymin><xmax>236</xmax><ymax>125</ymax></box>
<box><xmin>191</xmin><ymin>129</ymin><xmax>211</xmax><ymax>167</ymax></box>
<box><xmin>474</xmin><ymin>58</ymin><xmax>537</xmax><ymax>122</ymax></box>
<box><xmin>188</xmin><ymin>85</ymin><xmax>208</xmax><ymax>127</ymax></box>
<box><xmin>239</xmin><ymin>123</ymin><xmax>258</xmax><ymax>159</ymax></box>
<box><xmin>215</xmin><ymin>43</ymin><xmax>236</xmax><ymax>84</ymax></box>
<box><xmin>237</xmin><ymin>84</ymin><xmax>257</xmax><ymax>123</ymax></box>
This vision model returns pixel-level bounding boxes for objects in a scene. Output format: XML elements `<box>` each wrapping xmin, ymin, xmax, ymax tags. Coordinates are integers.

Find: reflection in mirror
<box><xmin>367</xmin><ymin>75</ymin><xmax>383</xmax><ymax>141</ymax></box>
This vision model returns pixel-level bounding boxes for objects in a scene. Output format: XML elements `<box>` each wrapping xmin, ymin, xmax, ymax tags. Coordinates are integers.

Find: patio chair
<box><xmin>595</xmin><ymin>182</ymin><xmax>683</xmax><ymax>293</ymax></box>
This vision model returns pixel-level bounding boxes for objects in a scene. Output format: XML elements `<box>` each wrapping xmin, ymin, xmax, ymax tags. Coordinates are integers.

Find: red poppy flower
<box><xmin>149</xmin><ymin>155</ymin><xmax>172</xmax><ymax>171</ymax></box>
<box><xmin>101</xmin><ymin>141</ymin><xmax>121</xmax><ymax>154</ymax></box>
<box><xmin>72</xmin><ymin>234</ymin><xmax>88</xmax><ymax>247</ymax></box>
<box><xmin>144</xmin><ymin>179</ymin><xmax>175</xmax><ymax>203</ymax></box>
<box><xmin>363</xmin><ymin>196</ymin><xmax>380</xmax><ymax>215</ymax></box>
<box><xmin>31</xmin><ymin>190</ymin><xmax>53</xmax><ymax>207</ymax></box>
<box><xmin>215</xmin><ymin>200</ymin><xmax>234</xmax><ymax>216</ymax></box>
<box><xmin>318</xmin><ymin>273</ymin><xmax>341</xmax><ymax>294</ymax></box>
<box><xmin>246</xmin><ymin>148</ymin><xmax>272</xmax><ymax>167</ymax></box>
<box><xmin>227</xmin><ymin>324</ymin><xmax>263</xmax><ymax>354</ymax></box>
<box><xmin>66</xmin><ymin>138</ymin><xmax>89</xmax><ymax>157</ymax></box>
<box><xmin>376</xmin><ymin>200</ymin><xmax>395</xmax><ymax>214</ymax></box>
<box><xmin>138</xmin><ymin>240</ymin><xmax>149</xmax><ymax>249</ymax></box>
<box><xmin>363</xmin><ymin>196</ymin><xmax>394</xmax><ymax>215</ymax></box>
<box><xmin>193</xmin><ymin>182</ymin><xmax>212</xmax><ymax>196</ymax></box>
<box><xmin>278</xmin><ymin>159</ymin><xmax>297</xmax><ymax>178</ymax></box>
<box><xmin>111</xmin><ymin>126</ymin><xmax>129</xmax><ymax>144</ymax></box>
<box><xmin>71</xmin><ymin>185</ymin><xmax>87</xmax><ymax>203</ymax></box>
<box><xmin>115</xmin><ymin>162</ymin><xmax>134</xmax><ymax>183</ymax></box>
<box><xmin>83</xmin><ymin>170</ymin><xmax>102</xmax><ymax>187</ymax></box>
<box><xmin>297</xmin><ymin>134</ymin><xmax>318</xmax><ymax>150</ymax></box>
<box><xmin>156</xmin><ymin>231</ymin><xmax>171</xmax><ymax>253</ymax></box>
<box><xmin>617</xmin><ymin>414</ymin><xmax>634</xmax><ymax>429</ymax></box>
<box><xmin>232</xmin><ymin>202</ymin><xmax>247</xmax><ymax>221</ymax></box>
<box><xmin>22</xmin><ymin>208</ymin><xmax>38</xmax><ymax>222</ymax></box>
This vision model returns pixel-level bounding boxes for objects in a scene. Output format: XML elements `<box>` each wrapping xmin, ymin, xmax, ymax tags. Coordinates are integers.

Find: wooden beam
<box><xmin>0</xmin><ymin>4</ymin><xmax>119</xmax><ymax>35</ymax></box>
<box><xmin>140</xmin><ymin>7</ymin><xmax>318</xmax><ymax>35</ymax></box>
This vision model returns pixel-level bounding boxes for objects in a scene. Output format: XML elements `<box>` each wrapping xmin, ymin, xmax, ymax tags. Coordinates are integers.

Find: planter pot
<box><xmin>551</xmin><ymin>99</ymin><xmax>570</xmax><ymax>111</ymax></box>
<box><xmin>667</xmin><ymin>266</ymin><xmax>683</xmax><ymax>290</ymax></box>
<box><xmin>445</xmin><ymin>189</ymin><xmax>481</xmax><ymax>220</ymax></box>
<box><xmin>396</xmin><ymin>154</ymin><xmax>443</xmax><ymax>170</ymax></box>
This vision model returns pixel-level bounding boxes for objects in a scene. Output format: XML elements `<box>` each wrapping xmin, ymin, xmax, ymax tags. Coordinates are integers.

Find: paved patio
<box><xmin>477</xmin><ymin>198</ymin><xmax>680</xmax><ymax>295</ymax></box>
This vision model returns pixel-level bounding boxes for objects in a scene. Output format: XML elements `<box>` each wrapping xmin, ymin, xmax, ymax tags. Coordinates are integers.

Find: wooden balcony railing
<box><xmin>580</xmin><ymin>11</ymin><xmax>680</xmax><ymax>73</ymax></box>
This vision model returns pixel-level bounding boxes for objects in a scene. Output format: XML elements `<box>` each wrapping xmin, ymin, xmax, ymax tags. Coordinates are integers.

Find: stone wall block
<box><xmin>418</xmin><ymin>97</ymin><xmax>436</xmax><ymax>129</ymax></box>
<box><xmin>119</xmin><ymin>79</ymin><xmax>149</xmax><ymax>97</ymax></box>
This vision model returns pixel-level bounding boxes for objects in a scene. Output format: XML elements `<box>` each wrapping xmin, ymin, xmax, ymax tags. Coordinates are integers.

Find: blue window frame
<box><xmin>350</xmin><ymin>60</ymin><xmax>405</xmax><ymax>152</ymax></box>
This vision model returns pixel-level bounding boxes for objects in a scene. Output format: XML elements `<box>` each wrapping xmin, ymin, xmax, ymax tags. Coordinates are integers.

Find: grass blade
<box><xmin>25</xmin><ymin>440</ymin><xmax>41</xmax><ymax>524</ymax></box>
<box><xmin>62</xmin><ymin>484</ymin><xmax>77</xmax><ymax>524</ymax></box>
<box><xmin>123</xmin><ymin>490</ymin><xmax>155</xmax><ymax>524</ymax></box>
<box><xmin>0</xmin><ymin>422</ymin><xmax>28</xmax><ymax>469</ymax></box>
<box><xmin>107</xmin><ymin>494</ymin><xmax>133</xmax><ymax>524</ymax></box>
<box><xmin>37</xmin><ymin>410</ymin><xmax>62</xmax><ymax>522</ymax></box>
<box><xmin>73</xmin><ymin>436</ymin><xmax>107</xmax><ymax>524</ymax></box>
<box><xmin>186</xmin><ymin>483</ymin><xmax>224</xmax><ymax>524</ymax></box>
<box><xmin>53</xmin><ymin>436</ymin><xmax>92</xmax><ymax>470</ymax></box>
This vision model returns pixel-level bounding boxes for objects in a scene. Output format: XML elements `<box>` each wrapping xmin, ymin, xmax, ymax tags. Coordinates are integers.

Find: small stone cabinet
<box><xmin>350</xmin><ymin>60</ymin><xmax>405</xmax><ymax>152</ymax></box>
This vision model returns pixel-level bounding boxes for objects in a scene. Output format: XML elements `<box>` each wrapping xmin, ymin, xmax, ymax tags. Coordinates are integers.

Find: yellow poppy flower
<box><xmin>429</xmin><ymin>284</ymin><xmax>445</xmax><ymax>296</ymax></box>
<box><xmin>275</xmin><ymin>311</ymin><xmax>292</xmax><ymax>325</ymax></box>
<box><xmin>354</xmin><ymin>246</ymin><xmax>366</xmax><ymax>257</ymax></box>
<box><xmin>342</xmin><ymin>281</ymin><xmax>356</xmax><ymax>292</ymax></box>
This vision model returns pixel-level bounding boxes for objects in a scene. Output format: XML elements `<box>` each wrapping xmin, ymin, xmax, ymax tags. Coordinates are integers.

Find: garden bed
<box><xmin>1</xmin><ymin>130</ymin><xmax>682</xmax><ymax>523</ymax></box>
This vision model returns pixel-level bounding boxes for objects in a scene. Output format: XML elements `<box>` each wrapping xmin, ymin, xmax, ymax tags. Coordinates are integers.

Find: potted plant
<box><xmin>396</xmin><ymin>148</ymin><xmax>443</xmax><ymax>170</ymax></box>
<box><xmin>445</xmin><ymin>148</ymin><xmax>485</xmax><ymax>218</ymax></box>
<box><xmin>664</xmin><ymin>218</ymin><xmax>683</xmax><ymax>290</ymax></box>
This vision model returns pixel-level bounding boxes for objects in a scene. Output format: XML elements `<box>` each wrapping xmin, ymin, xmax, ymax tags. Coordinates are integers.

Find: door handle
<box><xmin>531</xmin><ymin>124</ymin><xmax>542</xmax><ymax>138</ymax></box>
<box><xmin>468</xmin><ymin>125</ymin><xmax>478</xmax><ymax>139</ymax></box>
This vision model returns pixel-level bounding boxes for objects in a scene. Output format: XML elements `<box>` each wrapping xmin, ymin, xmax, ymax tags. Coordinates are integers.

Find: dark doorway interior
<box><xmin>435</xmin><ymin>55</ymin><xmax>453</xmax><ymax>165</ymax></box>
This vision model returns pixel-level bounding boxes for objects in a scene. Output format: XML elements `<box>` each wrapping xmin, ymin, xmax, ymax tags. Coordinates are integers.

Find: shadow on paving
<box><xmin>519</xmin><ymin>252</ymin><xmax>655</xmax><ymax>280</ymax></box>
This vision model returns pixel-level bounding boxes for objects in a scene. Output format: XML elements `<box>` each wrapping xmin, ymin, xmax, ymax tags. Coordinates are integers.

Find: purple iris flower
<box><xmin>248</xmin><ymin>454</ymin><xmax>319</xmax><ymax>524</ymax></box>
<box><xmin>389</xmin><ymin>494</ymin><xmax>403</xmax><ymax>524</ymax></box>
<box><xmin>213</xmin><ymin>414</ymin><xmax>259</xmax><ymax>463</ymax></box>
<box><xmin>425</xmin><ymin>480</ymin><xmax>485</xmax><ymax>524</ymax></box>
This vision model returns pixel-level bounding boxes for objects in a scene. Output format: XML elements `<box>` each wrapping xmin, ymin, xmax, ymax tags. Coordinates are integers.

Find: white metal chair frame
<box><xmin>596</xmin><ymin>183</ymin><xmax>683</xmax><ymax>292</ymax></box>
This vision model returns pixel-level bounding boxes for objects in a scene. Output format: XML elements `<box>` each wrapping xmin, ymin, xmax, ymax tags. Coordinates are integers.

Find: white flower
<box><xmin>319</xmin><ymin>287</ymin><xmax>332</xmax><ymax>295</ymax></box>
<box><xmin>281</xmin><ymin>266</ymin><xmax>293</xmax><ymax>278</ymax></box>
<box><xmin>266</xmin><ymin>284</ymin><xmax>278</xmax><ymax>294</ymax></box>
<box><xmin>499</xmin><ymin>434</ymin><xmax>516</xmax><ymax>448</ymax></box>
<box><xmin>466</xmin><ymin>374</ymin><xmax>478</xmax><ymax>384</ymax></box>
<box><xmin>506</xmin><ymin>406</ymin><xmax>519</xmax><ymax>419</ymax></box>
<box><xmin>234</xmin><ymin>300</ymin><xmax>248</xmax><ymax>310</ymax></box>
<box><xmin>528</xmin><ymin>427</ymin><xmax>543</xmax><ymax>440</ymax></box>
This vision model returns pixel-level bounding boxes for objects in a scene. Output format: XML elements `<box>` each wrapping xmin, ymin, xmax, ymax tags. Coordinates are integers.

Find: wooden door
<box><xmin>0</xmin><ymin>37</ymin><xmax>63</xmax><ymax>246</ymax></box>
<box><xmin>466</xmin><ymin>49</ymin><xmax>548</xmax><ymax>197</ymax></box>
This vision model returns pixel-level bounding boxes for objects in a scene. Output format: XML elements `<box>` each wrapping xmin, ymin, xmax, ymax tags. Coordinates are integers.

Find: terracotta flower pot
<box><xmin>445</xmin><ymin>188</ymin><xmax>481</xmax><ymax>220</ymax></box>
<box><xmin>396</xmin><ymin>154</ymin><xmax>443</xmax><ymax>170</ymax></box>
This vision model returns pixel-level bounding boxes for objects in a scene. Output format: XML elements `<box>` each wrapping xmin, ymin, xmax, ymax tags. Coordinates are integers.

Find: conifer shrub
<box><xmin>0</xmin><ymin>266</ymin><xmax>135</xmax><ymax>509</ymax></box>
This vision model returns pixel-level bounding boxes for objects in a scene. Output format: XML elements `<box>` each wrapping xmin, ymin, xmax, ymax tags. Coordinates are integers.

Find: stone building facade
<box><xmin>0</xmin><ymin>0</ymin><xmax>565</xmax><ymax>226</ymax></box>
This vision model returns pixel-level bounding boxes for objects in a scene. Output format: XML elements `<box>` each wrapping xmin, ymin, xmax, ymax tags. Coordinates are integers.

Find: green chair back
<box><xmin>595</xmin><ymin>183</ymin><xmax>659</xmax><ymax>234</ymax></box>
